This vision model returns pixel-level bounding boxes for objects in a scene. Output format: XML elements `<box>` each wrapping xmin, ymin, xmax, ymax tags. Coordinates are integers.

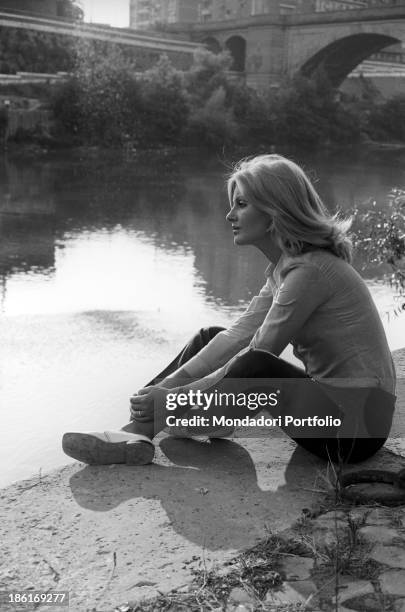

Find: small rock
<box><xmin>281</xmin><ymin>556</ymin><xmax>314</xmax><ymax>581</ymax></box>
<box><xmin>380</xmin><ymin>570</ymin><xmax>405</xmax><ymax>597</ymax></box>
<box><xmin>364</xmin><ymin>507</ymin><xmax>394</xmax><ymax>526</ymax></box>
<box><xmin>334</xmin><ymin>579</ymin><xmax>374</xmax><ymax>604</ymax></box>
<box><xmin>358</xmin><ymin>525</ymin><xmax>400</xmax><ymax>545</ymax></box>
<box><xmin>370</xmin><ymin>545</ymin><xmax>405</xmax><ymax>569</ymax></box>
<box><xmin>265</xmin><ymin>580</ymin><xmax>317</xmax><ymax>607</ymax></box>
<box><xmin>227</xmin><ymin>586</ymin><xmax>256</xmax><ymax>606</ymax></box>
<box><xmin>357</xmin><ymin>594</ymin><xmax>385</xmax><ymax>611</ymax></box>
<box><xmin>312</xmin><ymin>528</ymin><xmax>344</xmax><ymax>549</ymax></box>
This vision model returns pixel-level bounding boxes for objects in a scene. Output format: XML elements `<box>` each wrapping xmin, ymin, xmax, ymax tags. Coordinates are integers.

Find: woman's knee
<box><xmin>183</xmin><ymin>326</ymin><xmax>226</xmax><ymax>358</ymax></box>
<box><xmin>225</xmin><ymin>348</ymin><xmax>307</xmax><ymax>379</ymax></box>
<box><xmin>197</xmin><ymin>326</ymin><xmax>226</xmax><ymax>343</ymax></box>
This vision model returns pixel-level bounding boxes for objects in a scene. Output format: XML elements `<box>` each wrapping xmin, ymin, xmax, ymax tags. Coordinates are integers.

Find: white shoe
<box><xmin>62</xmin><ymin>430</ymin><xmax>154</xmax><ymax>465</ymax></box>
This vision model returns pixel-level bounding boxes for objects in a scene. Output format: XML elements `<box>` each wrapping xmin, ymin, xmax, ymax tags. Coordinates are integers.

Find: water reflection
<box><xmin>0</xmin><ymin>157</ymin><xmax>56</xmax><ymax>284</ymax></box>
<box><xmin>1</xmin><ymin>149</ymin><xmax>404</xmax><ymax>314</ymax></box>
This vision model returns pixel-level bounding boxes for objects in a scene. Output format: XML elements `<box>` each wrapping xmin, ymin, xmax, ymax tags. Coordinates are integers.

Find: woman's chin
<box><xmin>233</xmin><ymin>233</ymin><xmax>245</xmax><ymax>245</ymax></box>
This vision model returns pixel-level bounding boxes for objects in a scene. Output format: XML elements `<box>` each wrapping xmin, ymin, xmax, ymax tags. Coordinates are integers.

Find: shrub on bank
<box><xmin>185</xmin><ymin>85</ymin><xmax>241</xmax><ymax>148</ymax></box>
<box><xmin>268</xmin><ymin>71</ymin><xmax>364</xmax><ymax>147</ymax></box>
<box><xmin>50</xmin><ymin>49</ymin><xmax>405</xmax><ymax>150</ymax></box>
<box><xmin>137</xmin><ymin>55</ymin><xmax>189</xmax><ymax>145</ymax></box>
<box><xmin>352</xmin><ymin>190</ymin><xmax>405</xmax><ymax>314</ymax></box>
<box><xmin>51</xmin><ymin>47</ymin><xmax>188</xmax><ymax>146</ymax></box>
<box><xmin>228</xmin><ymin>84</ymin><xmax>274</xmax><ymax>144</ymax></box>
<box><xmin>366</xmin><ymin>95</ymin><xmax>405</xmax><ymax>143</ymax></box>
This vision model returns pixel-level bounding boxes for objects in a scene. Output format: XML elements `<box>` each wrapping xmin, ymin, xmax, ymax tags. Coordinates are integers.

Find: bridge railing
<box><xmin>371</xmin><ymin>51</ymin><xmax>405</xmax><ymax>64</ymax></box>
<box><xmin>307</xmin><ymin>0</ymin><xmax>405</xmax><ymax>11</ymax></box>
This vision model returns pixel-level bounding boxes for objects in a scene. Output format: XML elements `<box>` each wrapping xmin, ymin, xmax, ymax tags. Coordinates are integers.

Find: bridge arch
<box><xmin>225</xmin><ymin>35</ymin><xmax>246</xmax><ymax>72</ymax></box>
<box><xmin>202</xmin><ymin>36</ymin><xmax>221</xmax><ymax>54</ymax></box>
<box><xmin>301</xmin><ymin>33</ymin><xmax>400</xmax><ymax>86</ymax></box>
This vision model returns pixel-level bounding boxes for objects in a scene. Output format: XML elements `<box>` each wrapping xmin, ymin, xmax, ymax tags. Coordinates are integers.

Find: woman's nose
<box><xmin>226</xmin><ymin>208</ymin><xmax>235</xmax><ymax>222</ymax></box>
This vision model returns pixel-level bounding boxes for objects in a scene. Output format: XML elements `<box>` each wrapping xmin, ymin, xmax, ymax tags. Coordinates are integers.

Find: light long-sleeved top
<box><xmin>177</xmin><ymin>249</ymin><xmax>396</xmax><ymax>398</ymax></box>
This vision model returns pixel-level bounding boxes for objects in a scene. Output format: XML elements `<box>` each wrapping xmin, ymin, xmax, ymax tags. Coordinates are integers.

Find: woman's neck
<box><xmin>255</xmin><ymin>238</ymin><xmax>283</xmax><ymax>265</ymax></box>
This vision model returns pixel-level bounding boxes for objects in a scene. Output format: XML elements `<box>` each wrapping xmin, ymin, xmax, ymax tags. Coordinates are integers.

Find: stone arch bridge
<box><xmin>170</xmin><ymin>4</ymin><xmax>405</xmax><ymax>89</ymax></box>
<box><xmin>0</xmin><ymin>6</ymin><xmax>404</xmax><ymax>90</ymax></box>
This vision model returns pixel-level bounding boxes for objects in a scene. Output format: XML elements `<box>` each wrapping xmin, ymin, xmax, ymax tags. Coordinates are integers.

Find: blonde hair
<box><xmin>227</xmin><ymin>154</ymin><xmax>353</xmax><ymax>262</ymax></box>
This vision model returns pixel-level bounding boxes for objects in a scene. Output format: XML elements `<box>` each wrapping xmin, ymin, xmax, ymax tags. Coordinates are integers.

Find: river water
<box><xmin>1</xmin><ymin>147</ymin><xmax>404</xmax><ymax>488</ymax></box>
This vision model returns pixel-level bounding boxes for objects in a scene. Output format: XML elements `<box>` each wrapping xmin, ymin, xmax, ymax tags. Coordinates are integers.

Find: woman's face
<box><xmin>226</xmin><ymin>185</ymin><xmax>271</xmax><ymax>247</ymax></box>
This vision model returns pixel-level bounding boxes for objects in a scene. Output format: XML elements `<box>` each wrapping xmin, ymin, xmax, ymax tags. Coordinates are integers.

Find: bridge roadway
<box><xmin>0</xmin><ymin>10</ymin><xmax>199</xmax><ymax>56</ymax></box>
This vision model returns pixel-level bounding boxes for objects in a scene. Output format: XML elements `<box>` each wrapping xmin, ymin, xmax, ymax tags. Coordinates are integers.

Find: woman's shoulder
<box><xmin>279</xmin><ymin>248</ymin><xmax>338</xmax><ymax>274</ymax></box>
<box><xmin>275</xmin><ymin>249</ymin><xmax>351</xmax><ymax>292</ymax></box>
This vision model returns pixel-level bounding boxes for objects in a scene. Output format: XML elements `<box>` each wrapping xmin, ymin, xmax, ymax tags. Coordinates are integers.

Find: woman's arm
<box><xmin>251</xmin><ymin>263</ymin><xmax>330</xmax><ymax>356</ymax></box>
<box><xmin>157</xmin><ymin>279</ymin><xmax>274</xmax><ymax>388</ymax></box>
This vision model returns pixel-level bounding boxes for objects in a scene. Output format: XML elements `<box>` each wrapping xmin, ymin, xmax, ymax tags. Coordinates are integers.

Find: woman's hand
<box><xmin>130</xmin><ymin>385</ymin><xmax>168</xmax><ymax>423</ymax></box>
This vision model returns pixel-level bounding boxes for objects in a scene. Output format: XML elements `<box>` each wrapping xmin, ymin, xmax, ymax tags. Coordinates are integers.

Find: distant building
<box><xmin>129</xmin><ymin>0</ymin><xmax>299</xmax><ymax>29</ymax></box>
<box><xmin>130</xmin><ymin>0</ymin><xmax>197</xmax><ymax>28</ymax></box>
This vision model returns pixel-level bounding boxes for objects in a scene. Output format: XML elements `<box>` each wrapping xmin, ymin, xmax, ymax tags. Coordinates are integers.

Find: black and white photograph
<box><xmin>1</xmin><ymin>0</ymin><xmax>405</xmax><ymax>610</ymax></box>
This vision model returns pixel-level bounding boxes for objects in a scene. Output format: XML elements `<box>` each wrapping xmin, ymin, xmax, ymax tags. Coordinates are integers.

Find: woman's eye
<box><xmin>236</xmin><ymin>199</ymin><xmax>247</xmax><ymax>207</ymax></box>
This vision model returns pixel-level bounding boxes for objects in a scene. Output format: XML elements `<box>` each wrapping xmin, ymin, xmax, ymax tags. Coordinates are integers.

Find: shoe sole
<box><xmin>62</xmin><ymin>433</ymin><xmax>154</xmax><ymax>465</ymax></box>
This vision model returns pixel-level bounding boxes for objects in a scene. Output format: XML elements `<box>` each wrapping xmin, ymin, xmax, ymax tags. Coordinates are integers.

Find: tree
<box><xmin>271</xmin><ymin>70</ymin><xmax>362</xmax><ymax>146</ymax></box>
<box><xmin>366</xmin><ymin>95</ymin><xmax>405</xmax><ymax>142</ymax></box>
<box><xmin>184</xmin><ymin>48</ymin><xmax>233</xmax><ymax>107</ymax></box>
<box><xmin>138</xmin><ymin>55</ymin><xmax>189</xmax><ymax>144</ymax></box>
<box><xmin>57</xmin><ymin>0</ymin><xmax>84</xmax><ymax>21</ymax></box>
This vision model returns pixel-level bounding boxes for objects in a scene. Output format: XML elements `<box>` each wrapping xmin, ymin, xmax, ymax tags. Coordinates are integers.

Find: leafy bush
<box><xmin>184</xmin><ymin>48</ymin><xmax>233</xmax><ymax>107</ymax></box>
<box><xmin>366</xmin><ymin>95</ymin><xmax>405</xmax><ymax>142</ymax></box>
<box><xmin>138</xmin><ymin>55</ymin><xmax>189</xmax><ymax>144</ymax></box>
<box><xmin>51</xmin><ymin>46</ymin><xmax>189</xmax><ymax>146</ymax></box>
<box><xmin>50</xmin><ymin>47</ymin><xmax>405</xmax><ymax>150</ymax></box>
<box><xmin>185</xmin><ymin>85</ymin><xmax>241</xmax><ymax>148</ymax></box>
<box><xmin>52</xmin><ymin>43</ymin><xmax>139</xmax><ymax>144</ymax></box>
<box><xmin>228</xmin><ymin>83</ymin><xmax>274</xmax><ymax>144</ymax></box>
<box><xmin>352</xmin><ymin>190</ymin><xmax>405</xmax><ymax>313</ymax></box>
<box><xmin>270</xmin><ymin>71</ymin><xmax>363</xmax><ymax>147</ymax></box>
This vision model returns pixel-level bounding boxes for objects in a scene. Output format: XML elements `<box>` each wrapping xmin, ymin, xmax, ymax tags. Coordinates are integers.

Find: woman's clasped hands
<box><xmin>130</xmin><ymin>385</ymin><xmax>170</xmax><ymax>424</ymax></box>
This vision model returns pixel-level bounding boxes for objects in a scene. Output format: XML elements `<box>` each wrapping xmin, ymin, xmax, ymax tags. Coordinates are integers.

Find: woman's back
<box><xmin>273</xmin><ymin>249</ymin><xmax>396</xmax><ymax>394</ymax></box>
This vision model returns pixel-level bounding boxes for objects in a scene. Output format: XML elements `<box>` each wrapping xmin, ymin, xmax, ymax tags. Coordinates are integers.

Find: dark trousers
<box><xmin>149</xmin><ymin>327</ymin><xmax>392</xmax><ymax>464</ymax></box>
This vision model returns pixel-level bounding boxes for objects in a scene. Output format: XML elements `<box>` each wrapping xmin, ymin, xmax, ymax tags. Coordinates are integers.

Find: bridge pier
<box><xmin>190</xmin><ymin>23</ymin><xmax>288</xmax><ymax>90</ymax></box>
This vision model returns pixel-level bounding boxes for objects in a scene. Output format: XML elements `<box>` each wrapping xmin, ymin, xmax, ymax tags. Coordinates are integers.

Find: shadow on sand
<box><xmin>68</xmin><ymin>436</ymin><xmax>330</xmax><ymax>551</ymax></box>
